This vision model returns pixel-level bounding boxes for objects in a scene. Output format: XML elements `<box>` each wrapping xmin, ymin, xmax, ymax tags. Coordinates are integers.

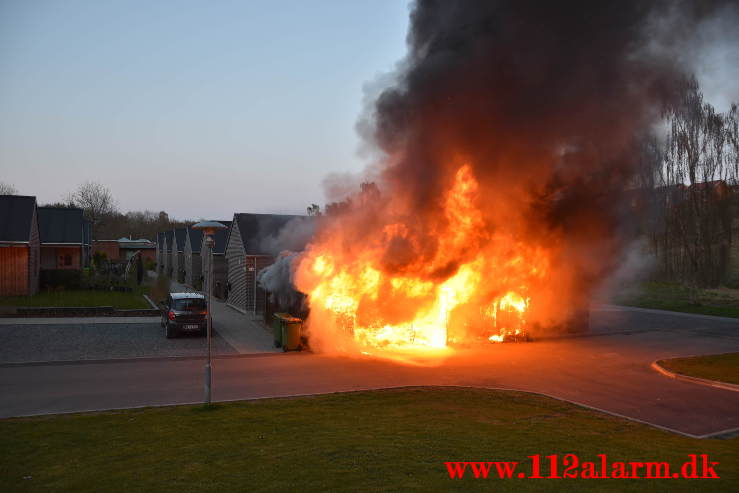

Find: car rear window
<box><xmin>173</xmin><ymin>298</ymin><xmax>206</xmax><ymax>311</ymax></box>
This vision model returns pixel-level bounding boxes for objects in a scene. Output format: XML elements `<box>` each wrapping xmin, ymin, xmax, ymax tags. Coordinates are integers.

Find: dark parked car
<box><xmin>160</xmin><ymin>292</ymin><xmax>208</xmax><ymax>338</ymax></box>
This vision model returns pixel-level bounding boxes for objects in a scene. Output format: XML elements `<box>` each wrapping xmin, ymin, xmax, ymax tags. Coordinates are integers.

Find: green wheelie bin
<box><xmin>272</xmin><ymin>313</ymin><xmax>303</xmax><ymax>351</ymax></box>
<box><xmin>281</xmin><ymin>315</ymin><xmax>303</xmax><ymax>351</ymax></box>
<box><xmin>272</xmin><ymin>312</ymin><xmax>289</xmax><ymax>348</ymax></box>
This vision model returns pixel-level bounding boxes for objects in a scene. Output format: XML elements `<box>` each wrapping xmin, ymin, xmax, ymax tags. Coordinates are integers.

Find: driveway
<box><xmin>1</xmin><ymin>305</ymin><xmax>738</xmax><ymax>438</ymax></box>
<box><xmin>0</xmin><ymin>320</ymin><xmax>238</xmax><ymax>364</ymax></box>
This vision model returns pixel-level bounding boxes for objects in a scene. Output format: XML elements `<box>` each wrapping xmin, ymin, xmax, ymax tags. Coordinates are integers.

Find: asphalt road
<box><xmin>1</xmin><ymin>306</ymin><xmax>738</xmax><ymax>438</ymax></box>
<box><xmin>0</xmin><ymin>322</ymin><xmax>237</xmax><ymax>363</ymax></box>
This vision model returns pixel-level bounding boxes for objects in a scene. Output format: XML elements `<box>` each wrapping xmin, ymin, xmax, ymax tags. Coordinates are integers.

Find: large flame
<box><xmin>295</xmin><ymin>165</ymin><xmax>555</xmax><ymax>359</ymax></box>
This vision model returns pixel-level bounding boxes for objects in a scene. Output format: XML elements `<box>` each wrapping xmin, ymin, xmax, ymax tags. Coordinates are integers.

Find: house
<box><xmin>156</xmin><ymin>232</ymin><xmax>165</xmax><ymax>273</ymax></box>
<box><xmin>171</xmin><ymin>228</ymin><xmax>187</xmax><ymax>283</ymax></box>
<box><xmin>92</xmin><ymin>240</ymin><xmax>120</xmax><ymax>261</ymax></box>
<box><xmin>118</xmin><ymin>238</ymin><xmax>156</xmax><ymax>263</ymax></box>
<box><xmin>164</xmin><ymin>230</ymin><xmax>174</xmax><ymax>277</ymax></box>
<box><xmin>37</xmin><ymin>207</ymin><xmax>86</xmax><ymax>271</ymax></box>
<box><xmin>184</xmin><ymin>227</ymin><xmax>203</xmax><ymax>288</ymax></box>
<box><xmin>201</xmin><ymin>220</ymin><xmax>231</xmax><ymax>299</ymax></box>
<box><xmin>83</xmin><ymin>221</ymin><xmax>92</xmax><ymax>267</ymax></box>
<box><xmin>225</xmin><ymin>213</ymin><xmax>310</xmax><ymax>315</ymax></box>
<box><xmin>0</xmin><ymin>195</ymin><xmax>40</xmax><ymax>296</ymax></box>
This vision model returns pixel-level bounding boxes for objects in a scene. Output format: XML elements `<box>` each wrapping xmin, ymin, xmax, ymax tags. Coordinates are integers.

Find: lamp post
<box><xmin>191</xmin><ymin>220</ymin><xmax>227</xmax><ymax>405</ymax></box>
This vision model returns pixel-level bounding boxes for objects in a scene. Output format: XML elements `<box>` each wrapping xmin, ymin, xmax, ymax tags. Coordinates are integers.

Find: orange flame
<box><xmin>295</xmin><ymin>164</ymin><xmax>552</xmax><ymax>360</ymax></box>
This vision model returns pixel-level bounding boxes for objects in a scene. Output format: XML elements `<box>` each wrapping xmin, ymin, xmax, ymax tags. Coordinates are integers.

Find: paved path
<box><xmin>169</xmin><ymin>281</ymin><xmax>277</xmax><ymax>354</ymax></box>
<box><xmin>0</xmin><ymin>317</ymin><xmax>160</xmax><ymax>325</ymax></box>
<box><xmin>0</xmin><ymin>322</ymin><xmax>238</xmax><ymax>364</ymax></box>
<box><xmin>1</xmin><ymin>305</ymin><xmax>738</xmax><ymax>438</ymax></box>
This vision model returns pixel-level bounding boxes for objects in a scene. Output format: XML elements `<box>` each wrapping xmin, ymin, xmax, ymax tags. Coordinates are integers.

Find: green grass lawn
<box><xmin>612</xmin><ymin>281</ymin><xmax>739</xmax><ymax>318</ymax></box>
<box><xmin>0</xmin><ymin>289</ymin><xmax>150</xmax><ymax>309</ymax></box>
<box><xmin>1</xmin><ymin>388</ymin><xmax>737</xmax><ymax>492</ymax></box>
<box><xmin>658</xmin><ymin>353</ymin><xmax>739</xmax><ymax>385</ymax></box>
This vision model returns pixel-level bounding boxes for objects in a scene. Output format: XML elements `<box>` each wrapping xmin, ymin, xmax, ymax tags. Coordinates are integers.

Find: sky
<box><xmin>0</xmin><ymin>0</ymin><xmax>410</xmax><ymax>219</ymax></box>
<box><xmin>1</xmin><ymin>1</ymin><xmax>737</xmax><ymax>220</ymax></box>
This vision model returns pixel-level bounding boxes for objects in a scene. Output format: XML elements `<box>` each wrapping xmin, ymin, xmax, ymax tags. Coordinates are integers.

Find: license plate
<box><xmin>184</xmin><ymin>324</ymin><xmax>199</xmax><ymax>330</ymax></box>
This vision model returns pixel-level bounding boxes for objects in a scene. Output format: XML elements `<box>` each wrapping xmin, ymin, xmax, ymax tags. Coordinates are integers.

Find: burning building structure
<box><xmin>263</xmin><ymin>0</ymin><xmax>733</xmax><ymax>359</ymax></box>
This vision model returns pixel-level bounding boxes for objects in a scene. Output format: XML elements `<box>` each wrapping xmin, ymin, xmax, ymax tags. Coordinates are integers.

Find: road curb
<box><xmin>0</xmin><ymin>350</ymin><xmax>288</xmax><ymax>368</ymax></box>
<box><xmin>598</xmin><ymin>304</ymin><xmax>739</xmax><ymax>323</ymax></box>
<box><xmin>3</xmin><ymin>384</ymin><xmax>737</xmax><ymax>440</ymax></box>
<box><xmin>142</xmin><ymin>294</ymin><xmax>159</xmax><ymax>309</ymax></box>
<box><xmin>650</xmin><ymin>359</ymin><xmax>739</xmax><ymax>393</ymax></box>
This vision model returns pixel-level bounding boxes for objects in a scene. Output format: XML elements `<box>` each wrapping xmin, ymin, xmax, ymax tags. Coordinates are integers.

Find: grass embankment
<box><xmin>0</xmin><ymin>288</ymin><xmax>149</xmax><ymax>309</ymax></box>
<box><xmin>1</xmin><ymin>388</ymin><xmax>737</xmax><ymax>492</ymax></box>
<box><xmin>658</xmin><ymin>353</ymin><xmax>739</xmax><ymax>385</ymax></box>
<box><xmin>613</xmin><ymin>281</ymin><xmax>739</xmax><ymax>318</ymax></box>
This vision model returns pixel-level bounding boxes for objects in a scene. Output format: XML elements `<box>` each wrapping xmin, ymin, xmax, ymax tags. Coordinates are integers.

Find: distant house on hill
<box><xmin>0</xmin><ymin>195</ymin><xmax>40</xmax><ymax>296</ymax></box>
<box><xmin>184</xmin><ymin>227</ymin><xmax>203</xmax><ymax>288</ymax></box>
<box><xmin>37</xmin><ymin>207</ymin><xmax>87</xmax><ymax>271</ymax></box>
<box><xmin>164</xmin><ymin>230</ymin><xmax>174</xmax><ymax>277</ymax></box>
<box><xmin>202</xmin><ymin>220</ymin><xmax>231</xmax><ymax>299</ymax></box>
<box><xmin>225</xmin><ymin>213</ymin><xmax>311</xmax><ymax>315</ymax></box>
<box><xmin>171</xmin><ymin>228</ymin><xmax>187</xmax><ymax>283</ymax></box>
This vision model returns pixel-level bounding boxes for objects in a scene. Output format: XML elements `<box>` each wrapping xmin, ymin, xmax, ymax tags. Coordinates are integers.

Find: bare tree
<box><xmin>69</xmin><ymin>181</ymin><xmax>118</xmax><ymax>235</ymax></box>
<box><xmin>648</xmin><ymin>78</ymin><xmax>736</xmax><ymax>288</ymax></box>
<box><xmin>0</xmin><ymin>182</ymin><xmax>18</xmax><ymax>195</ymax></box>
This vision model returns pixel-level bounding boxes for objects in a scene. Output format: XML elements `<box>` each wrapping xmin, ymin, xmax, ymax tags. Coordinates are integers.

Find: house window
<box><xmin>64</xmin><ymin>254</ymin><xmax>72</xmax><ymax>266</ymax></box>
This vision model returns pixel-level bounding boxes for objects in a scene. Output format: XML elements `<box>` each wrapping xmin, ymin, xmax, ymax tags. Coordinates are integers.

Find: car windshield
<box><xmin>173</xmin><ymin>298</ymin><xmax>206</xmax><ymax>311</ymax></box>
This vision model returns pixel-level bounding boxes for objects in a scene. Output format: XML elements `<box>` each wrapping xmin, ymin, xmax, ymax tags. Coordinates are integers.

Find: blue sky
<box><xmin>0</xmin><ymin>0</ymin><xmax>410</xmax><ymax>219</ymax></box>
<box><xmin>2</xmin><ymin>1</ymin><xmax>737</xmax><ymax>220</ymax></box>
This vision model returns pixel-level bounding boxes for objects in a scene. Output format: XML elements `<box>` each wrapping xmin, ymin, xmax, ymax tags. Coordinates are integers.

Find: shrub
<box><xmin>40</xmin><ymin>270</ymin><xmax>82</xmax><ymax>290</ymax></box>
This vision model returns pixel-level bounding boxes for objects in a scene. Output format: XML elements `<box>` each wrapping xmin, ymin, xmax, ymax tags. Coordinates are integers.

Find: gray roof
<box><xmin>83</xmin><ymin>221</ymin><xmax>91</xmax><ymax>245</ymax></box>
<box><xmin>118</xmin><ymin>238</ymin><xmax>155</xmax><ymax>249</ymax></box>
<box><xmin>212</xmin><ymin>220</ymin><xmax>232</xmax><ymax>254</ymax></box>
<box><xmin>232</xmin><ymin>213</ymin><xmax>309</xmax><ymax>255</ymax></box>
<box><xmin>164</xmin><ymin>231</ymin><xmax>174</xmax><ymax>252</ymax></box>
<box><xmin>173</xmin><ymin>228</ymin><xmax>187</xmax><ymax>251</ymax></box>
<box><xmin>187</xmin><ymin>227</ymin><xmax>203</xmax><ymax>254</ymax></box>
<box><xmin>0</xmin><ymin>195</ymin><xmax>36</xmax><ymax>242</ymax></box>
<box><xmin>38</xmin><ymin>207</ymin><xmax>84</xmax><ymax>244</ymax></box>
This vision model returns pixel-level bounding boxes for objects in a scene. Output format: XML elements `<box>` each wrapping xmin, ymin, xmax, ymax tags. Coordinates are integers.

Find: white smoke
<box><xmin>257</xmin><ymin>251</ymin><xmax>303</xmax><ymax>309</ymax></box>
<box><xmin>258</xmin><ymin>216</ymin><xmax>315</xmax><ymax>255</ymax></box>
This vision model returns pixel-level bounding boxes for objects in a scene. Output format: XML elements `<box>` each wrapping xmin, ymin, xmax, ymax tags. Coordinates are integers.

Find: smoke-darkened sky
<box><xmin>0</xmin><ymin>0</ymin><xmax>736</xmax><ymax>220</ymax></box>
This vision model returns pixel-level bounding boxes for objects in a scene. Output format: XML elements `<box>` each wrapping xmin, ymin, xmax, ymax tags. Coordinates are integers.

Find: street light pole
<box><xmin>191</xmin><ymin>221</ymin><xmax>227</xmax><ymax>407</ymax></box>
<box><xmin>204</xmin><ymin>234</ymin><xmax>214</xmax><ymax>405</ymax></box>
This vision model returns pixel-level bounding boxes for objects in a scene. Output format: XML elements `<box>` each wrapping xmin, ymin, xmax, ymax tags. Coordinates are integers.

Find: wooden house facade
<box><xmin>225</xmin><ymin>213</ymin><xmax>308</xmax><ymax>315</ymax></box>
<box><xmin>163</xmin><ymin>230</ymin><xmax>174</xmax><ymax>277</ymax></box>
<box><xmin>184</xmin><ymin>227</ymin><xmax>203</xmax><ymax>288</ymax></box>
<box><xmin>171</xmin><ymin>228</ymin><xmax>187</xmax><ymax>283</ymax></box>
<box><xmin>0</xmin><ymin>195</ymin><xmax>40</xmax><ymax>296</ymax></box>
<box><xmin>37</xmin><ymin>207</ymin><xmax>86</xmax><ymax>271</ymax></box>
<box><xmin>201</xmin><ymin>221</ymin><xmax>231</xmax><ymax>299</ymax></box>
